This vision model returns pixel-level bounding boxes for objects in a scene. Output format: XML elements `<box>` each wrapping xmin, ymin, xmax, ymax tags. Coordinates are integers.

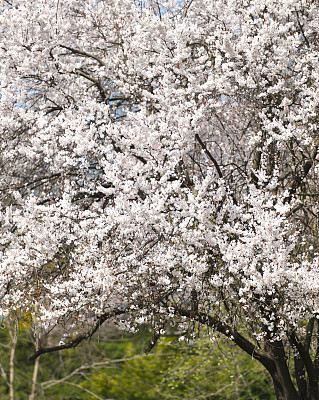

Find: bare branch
<box><xmin>174</xmin><ymin>307</ymin><xmax>275</xmax><ymax>373</ymax></box>
<box><xmin>29</xmin><ymin>307</ymin><xmax>128</xmax><ymax>361</ymax></box>
<box><xmin>60</xmin><ymin>45</ymin><xmax>106</xmax><ymax>67</ymax></box>
<box><xmin>195</xmin><ymin>134</ymin><xmax>223</xmax><ymax>179</ymax></box>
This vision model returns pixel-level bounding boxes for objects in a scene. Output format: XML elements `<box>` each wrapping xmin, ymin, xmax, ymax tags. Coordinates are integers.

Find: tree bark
<box><xmin>8</xmin><ymin>321</ymin><xmax>17</xmax><ymax>400</ymax></box>
<box><xmin>265</xmin><ymin>340</ymin><xmax>301</xmax><ymax>400</ymax></box>
<box><xmin>29</xmin><ymin>334</ymin><xmax>40</xmax><ymax>400</ymax></box>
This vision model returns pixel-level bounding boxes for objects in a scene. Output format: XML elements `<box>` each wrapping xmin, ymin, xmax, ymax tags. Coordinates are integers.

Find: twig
<box><xmin>60</xmin><ymin>45</ymin><xmax>106</xmax><ymax>67</ymax></box>
<box><xmin>145</xmin><ymin>333</ymin><xmax>160</xmax><ymax>355</ymax></box>
<box><xmin>195</xmin><ymin>134</ymin><xmax>223</xmax><ymax>179</ymax></box>
<box><xmin>29</xmin><ymin>307</ymin><xmax>128</xmax><ymax>361</ymax></box>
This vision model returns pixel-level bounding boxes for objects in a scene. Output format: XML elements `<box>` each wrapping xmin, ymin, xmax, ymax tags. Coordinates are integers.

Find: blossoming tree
<box><xmin>1</xmin><ymin>1</ymin><xmax>319</xmax><ymax>399</ymax></box>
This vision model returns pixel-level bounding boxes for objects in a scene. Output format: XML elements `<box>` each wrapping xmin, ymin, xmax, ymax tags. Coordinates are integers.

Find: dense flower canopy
<box><xmin>1</xmin><ymin>1</ymin><xmax>319</xmax><ymax>398</ymax></box>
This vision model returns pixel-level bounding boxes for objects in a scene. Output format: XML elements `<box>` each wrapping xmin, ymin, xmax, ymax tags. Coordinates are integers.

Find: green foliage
<box><xmin>159</xmin><ymin>338</ymin><xmax>275</xmax><ymax>400</ymax></box>
<box><xmin>81</xmin><ymin>334</ymin><xmax>173</xmax><ymax>400</ymax></box>
<box><xmin>0</xmin><ymin>324</ymin><xmax>275</xmax><ymax>400</ymax></box>
<box><xmin>81</xmin><ymin>333</ymin><xmax>275</xmax><ymax>400</ymax></box>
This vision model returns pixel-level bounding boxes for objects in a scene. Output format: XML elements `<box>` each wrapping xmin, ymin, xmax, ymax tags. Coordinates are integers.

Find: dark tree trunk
<box><xmin>174</xmin><ymin>308</ymin><xmax>319</xmax><ymax>400</ymax></box>
<box><xmin>270</xmin><ymin>371</ymin><xmax>301</xmax><ymax>400</ymax></box>
<box><xmin>265</xmin><ymin>340</ymin><xmax>301</xmax><ymax>400</ymax></box>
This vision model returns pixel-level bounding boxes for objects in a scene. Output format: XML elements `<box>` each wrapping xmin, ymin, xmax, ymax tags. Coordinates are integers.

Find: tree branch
<box><xmin>195</xmin><ymin>134</ymin><xmax>223</xmax><ymax>179</ymax></box>
<box><xmin>175</xmin><ymin>307</ymin><xmax>275</xmax><ymax>373</ymax></box>
<box><xmin>74</xmin><ymin>69</ymin><xmax>106</xmax><ymax>101</ymax></box>
<box><xmin>29</xmin><ymin>307</ymin><xmax>128</xmax><ymax>361</ymax></box>
<box><xmin>145</xmin><ymin>333</ymin><xmax>160</xmax><ymax>355</ymax></box>
<box><xmin>60</xmin><ymin>45</ymin><xmax>106</xmax><ymax>67</ymax></box>
<box><xmin>284</xmin><ymin>145</ymin><xmax>318</xmax><ymax>204</ymax></box>
<box><xmin>289</xmin><ymin>331</ymin><xmax>316</xmax><ymax>383</ymax></box>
